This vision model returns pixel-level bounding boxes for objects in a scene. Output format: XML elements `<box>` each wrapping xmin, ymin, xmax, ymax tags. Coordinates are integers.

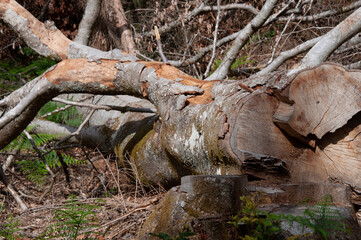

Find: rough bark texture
<box><xmin>1</xmin><ymin>56</ymin><xmax>360</xmax><ymax>192</ymax></box>
<box><xmin>1</xmin><ymin>0</ymin><xmax>361</xmax><ymax>198</ymax></box>
<box><xmin>0</xmin><ymin>0</ymin><xmax>71</xmax><ymax>60</ymax></box>
<box><xmin>101</xmin><ymin>0</ymin><xmax>137</xmax><ymax>54</ymax></box>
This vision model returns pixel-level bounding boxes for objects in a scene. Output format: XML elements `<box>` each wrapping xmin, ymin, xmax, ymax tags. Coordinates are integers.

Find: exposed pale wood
<box><xmin>316</xmin><ymin>113</ymin><xmax>361</xmax><ymax>188</ymax></box>
<box><xmin>274</xmin><ymin>64</ymin><xmax>361</xmax><ymax>140</ymax></box>
<box><xmin>227</xmin><ymin>92</ymin><xmax>328</xmax><ymax>182</ymax></box>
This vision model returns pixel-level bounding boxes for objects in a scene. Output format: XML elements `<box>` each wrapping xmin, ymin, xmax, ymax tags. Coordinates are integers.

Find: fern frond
<box><xmin>62</xmin><ymin>153</ymin><xmax>85</xmax><ymax>166</ymax></box>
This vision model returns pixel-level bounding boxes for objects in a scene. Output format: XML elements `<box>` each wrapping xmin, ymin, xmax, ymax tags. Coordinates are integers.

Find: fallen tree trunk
<box><xmin>1</xmin><ymin>0</ymin><xmax>360</xmax><ymax>193</ymax></box>
<box><xmin>1</xmin><ymin>56</ymin><xmax>360</xmax><ymax>190</ymax></box>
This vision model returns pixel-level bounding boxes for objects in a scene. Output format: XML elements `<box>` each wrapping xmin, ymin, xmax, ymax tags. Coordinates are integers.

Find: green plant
<box><xmin>211</xmin><ymin>56</ymin><xmax>256</xmax><ymax>76</ymax></box>
<box><xmin>149</xmin><ymin>228</ymin><xmax>196</xmax><ymax>240</ymax></box>
<box><xmin>0</xmin><ymin>46</ymin><xmax>57</xmax><ymax>92</ymax></box>
<box><xmin>1</xmin><ymin>125</ymin><xmax>84</xmax><ymax>186</ymax></box>
<box><xmin>38</xmin><ymin>101</ymin><xmax>84</xmax><ymax>127</ymax></box>
<box><xmin>287</xmin><ymin>195</ymin><xmax>351</xmax><ymax>239</ymax></box>
<box><xmin>229</xmin><ymin>194</ymin><xmax>281</xmax><ymax>240</ymax></box>
<box><xmin>229</xmin><ymin>194</ymin><xmax>351</xmax><ymax>240</ymax></box>
<box><xmin>42</xmin><ymin>196</ymin><xmax>103</xmax><ymax>239</ymax></box>
<box><xmin>0</xmin><ymin>214</ymin><xmax>23</xmax><ymax>240</ymax></box>
<box><xmin>2</xmin><ymin>125</ymin><xmax>56</xmax><ymax>152</ymax></box>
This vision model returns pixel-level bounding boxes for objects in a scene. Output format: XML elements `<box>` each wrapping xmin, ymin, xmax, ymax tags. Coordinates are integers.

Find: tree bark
<box><xmin>74</xmin><ymin>0</ymin><xmax>101</xmax><ymax>45</ymax></box>
<box><xmin>101</xmin><ymin>0</ymin><xmax>137</xmax><ymax>54</ymax></box>
<box><xmin>1</xmin><ymin>0</ymin><xmax>361</xmax><ymax>192</ymax></box>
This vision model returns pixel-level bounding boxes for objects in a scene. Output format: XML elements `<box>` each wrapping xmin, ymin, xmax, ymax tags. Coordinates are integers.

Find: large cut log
<box><xmin>113</xmin><ymin>62</ymin><xmax>361</xmax><ymax>190</ymax></box>
<box><xmin>1</xmin><ymin>54</ymin><xmax>360</xmax><ymax>190</ymax></box>
<box><xmin>272</xmin><ymin>63</ymin><xmax>361</xmax><ymax>188</ymax></box>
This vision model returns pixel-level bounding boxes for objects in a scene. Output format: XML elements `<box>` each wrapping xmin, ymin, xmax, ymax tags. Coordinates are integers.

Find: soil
<box><xmin>0</xmin><ymin>148</ymin><xmax>165</xmax><ymax>239</ymax></box>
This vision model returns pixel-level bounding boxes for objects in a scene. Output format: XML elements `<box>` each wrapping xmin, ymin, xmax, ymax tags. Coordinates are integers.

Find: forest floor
<box><xmin>0</xmin><ymin>148</ymin><xmax>166</xmax><ymax>239</ymax></box>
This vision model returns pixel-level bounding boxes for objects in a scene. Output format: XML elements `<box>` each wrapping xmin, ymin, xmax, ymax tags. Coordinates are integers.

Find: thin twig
<box><xmin>91</xmin><ymin>196</ymin><xmax>160</xmax><ymax>230</ymax></box>
<box><xmin>54</xmin><ymin>109</ymin><xmax>95</xmax><ymax>147</ymax></box>
<box><xmin>0</xmin><ymin>165</ymin><xmax>28</xmax><ymax>210</ymax></box>
<box><xmin>52</xmin><ymin>97</ymin><xmax>157</xmax><ymax>113</ymax></box>
<box><xmin>135</xmin><ymin>51</ymin><xmax>155</xmax><ymax>61</ymax></box>
<box><xmin>154</xmin><ymin>26</ymin><xmax>168</xmax><ymax>63</ymax></box>
<box><xmin>102</xmin><ymin>153</ymin><xmax>126</xmax><ymax>208</ymax></box>
<box><xmin>275</xmin><ymin>0</ymin><xmax>361</xmax><ymax>23</ymax></box>
<box><xmin>39</xmin><ymin>105</ymin><xmax>73</xmax><ymax>119</ymax></box>
<box><xmin>23</xmin><ymin>130</ymin><xmax>56</xmax><ymax>201</ymax></box>
<box><xmin>138</xmin><ymin>2</ymin><xmax>258</xmax><ymax>38</ymax></box>
<box><xmin>267</xmin><ymin>8</ymin><xmax>295</xmax><ymax>64</ymax></box>
<box><xmin>204</xmin><ymin>0</ymin><xmax>221</xmax><ymax>78</ymax></box>
<box><xmin>56</xmin><ymin>151</ymin><xmax>70</xmax><ymax>185</ymax></box>
<box><xmin>3</xmin><ymin>145</ymin><xmax>22</xmax><ymax>172</ymax></box>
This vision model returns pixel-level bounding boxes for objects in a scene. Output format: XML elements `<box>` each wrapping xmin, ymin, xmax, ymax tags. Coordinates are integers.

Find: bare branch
<box><xmin>335</xmin><ymin>33</ymin><xmax>361</xmax><ymax>54</ymax></box>
<box><xmin>74</xmin><ymin>0</ymin><xmax>101</xmax><ymax>45</ymax></box>
<box><xmin>168</xmin><ymin>30</ymin><xmax>240</xmax><ymax>67</ymax></box>
<box><xmin>291</xmin><ymin>6</ymin><xmax>361</xmax><ymax>74</ymax></box>
<box><xmin>207</xmin><ymin>0</ymin><xmax>278</xmax><ymax>80</ymax></box>
<box><xmin>0</xmin><ymin>0</ymin><xmax>71</xmax><ymax>60</ymax></box>
<box><xmin>52</xmin><ymin>97</ymin><xmax>157</xmax><ymax>113</ymax></box>
<box><xmin>276</xmin><ymin>1</ymin><xmax>361</xmax><ymax>23</ymax></box>
<box><xmin>347</xmin><ymin>60</ymin><xmax>361</xmax><ymax>69</ymax></box>
<box><xmin>0</xmin><ymin>166</ymin><xmax>28</xmax><ymax>210</ymax></box>
<box><xmin>23</xmin><ymin>130</ymin><xmax>56</xmax><ymax>201</ymax></box>
<box><xmin>267</xmin><ymin>0</ymin><xmax>302</xmax><ymax>65</ymax></box>
<box><xmin>138</xmin><ymin>2</ymin><xmax>258</xmax><ymax>38</ymax></box>
<box><xmin>257</xmin><ymin>36</ymin><xmax>322</xmax><ymax>75</ymax></box>
<box><xmin>103</xmin><ymin>0</ymin><xmax>137</xmax><ymax>54</ymax></box>
<box><xmin>154</xmin><ymin>26</ymin><xmax>168</xmax><ymax>63</ymax></box>
<box><xmin>263</xmin><ymin>0</ymin><xmax>296</xmax><ymax>26</ymax></box>
<box><xmin>3</xmin><ymin>147</ymin><xmax>20</xmax><ymax>172</ymax></box>
<box><xmin>55</xmin><ymin>109</ymin><xmax>96</xmax><ymax>146</ymax></box>
<box><xmin>0</xmin><ymin>58</ymin><xmax>206</xmax><ymax>149</ymax></box>
<box><xmin>202</xmin><ymin>3</ymin><xmax>258</xmax><ymax>15</ymax></box>
<box><xmin>203</xmin><ymin>0</ymin><xmax>221</xmax><ymax>78</ymax></box>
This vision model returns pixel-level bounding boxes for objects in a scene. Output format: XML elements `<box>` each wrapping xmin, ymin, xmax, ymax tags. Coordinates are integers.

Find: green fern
<box><xmin>61</xmin><ymin>153</ymin><xmax>85</xmax><ymax>166</ymax></box>
<box><xmin>1</xmin><ymin>125</ymin><xmax>59</xmax><ymax>152</ymax></box>
<box><xmin>0</xmin><ymin>46</ymin><xmax>57</xmax><ymax>87</ymax></box>
<box><xmin>298</xmin><ymin>195</ymin><xmax>350</xmax><ymax>239</ymax></box>
<box><xmin>38</xmin><ymin>101</ymin><xmax>84</xmax><ymax>127</ymax></box>
<box><xmin>0</xmin><ymin>215</ymin><xmax>23</xmax><ymax>240</ymax></box>
<box><xmin>18</xmin><ymin>159</ymin><xmax>49</xmax><ymax>186</ymax></box>
<box><xmin>42</xmin><ymin>196</ymin><xmax>102</xmax><ymax>239</ymax></box>
<box><xmin>1</xmin><ymin>125</ymin><xmax>84</xmax><ymax>187</ymax></box>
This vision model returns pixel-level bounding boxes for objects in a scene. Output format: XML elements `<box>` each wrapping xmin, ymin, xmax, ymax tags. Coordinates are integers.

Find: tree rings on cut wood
<box><xmin>274</xmin><ymin>63</ymin><xmax>361</xmax><ymax>140</ymax></box>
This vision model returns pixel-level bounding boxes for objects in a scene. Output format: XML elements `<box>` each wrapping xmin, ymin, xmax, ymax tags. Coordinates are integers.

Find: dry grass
<box><xmin>0</xmin><ymin>148</ymin><xmax>165</xmax><ymax>239</ymax></box>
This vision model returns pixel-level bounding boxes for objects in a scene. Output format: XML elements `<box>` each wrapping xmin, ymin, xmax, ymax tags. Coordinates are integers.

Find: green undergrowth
<box><xmin>40</xmin><ymin>196</ymin><xmax>104</xmax><ymax>239</ymax></box>
<box><xmin>38</xmin><ymin>100</ymin><xmax>84</xmax><ymax>127</ymax></box>
<box><xmin>229</xmin><ymin>194</ymin><xmax>351</xmax><ymax>240</ymax></box>
<box><xmin>0</xmin><ymin>197</ymin><xmax>105</xmax><ymax>240</ymax></box>
<box><xmin>212</xmin><ymin>55</ymin><xmax>256</xmax><ymax>74</ymax></box>
<box><xmin>0</xmin><ymin>46</ymin><xmax>57</xmax><ymax>94</ymax></box>
<box><xmin>0</xmin><ymin>214</ymin><xmax>23</xmax><ymax>240</ymax></box>
<box><xmin>1</xmin><ymin>125</ymin><xmax>85</xmax><ymax>187</ymax></box>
